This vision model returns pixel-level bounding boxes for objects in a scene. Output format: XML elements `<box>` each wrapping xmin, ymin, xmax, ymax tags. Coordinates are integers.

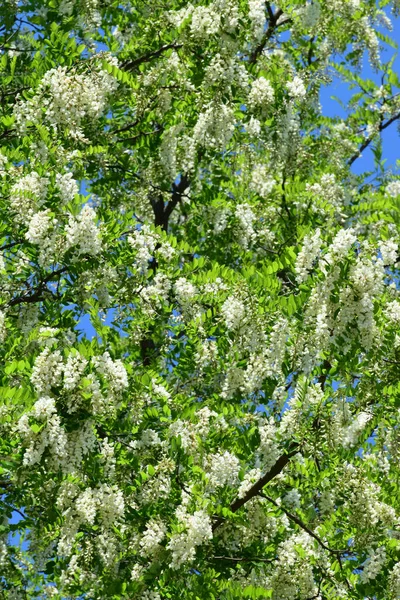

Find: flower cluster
<box><xmin>11</xmin><ymin>171</ymin><xmax>49</xmax><ymax>221</ymax></box>
<box><xmin>14</xmin><ymin>60</ymin><xmax>118</xmax><ymax>139</ymax></box>
<box><xmin>360</xmin><ymin>546</ymin><xmax>387</xmax><ymax>583</ymax></box>
<box><xmin>193</xmin><ymin>103</ymin><xmax>235</xmax><ymax>149</ymax></box>
<box><xmin>221</xmin><ymin>296</ymin><xmax>246</xmax><ymax>330</ymax></box>
<box><xmin>167</xmin><ymin>509</ymin><xmax>213</xmax><ymax>569</ymax></box>
<box><xmin>295</xmin><ymin>228</ymin><xmax>322</xmax><ymax>283</ymax></box>
<box><xmin>207</xmin><ymin>451</ymin><xmax>240</xmax><ymax>488</ymax></box>
<box><xmin>65</xmin><ymin>204</ymin><xmax>101</xmax><ymax>257</ymax></box>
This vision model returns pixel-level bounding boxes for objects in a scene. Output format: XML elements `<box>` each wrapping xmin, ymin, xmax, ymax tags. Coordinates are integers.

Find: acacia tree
<box><xmin>3</xmin><ymin>0</ymin><xmax>400</xmax><ymax>598</ymax></box>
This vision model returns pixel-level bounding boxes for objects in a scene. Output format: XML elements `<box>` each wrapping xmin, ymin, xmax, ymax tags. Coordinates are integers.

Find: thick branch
<box><xmin>212</xmin><ymin>445</ymin><xmax>298</xmax><ymax>532</ymax></box>
<box><xmin>151</xmin><ymin>174</ymin><xmax>189</xmax><ymax>231</ymax></box>
<box><xmin>249</xmin><ymin>9</ymin><xmax>289</xmax><ymax>65</ymax></box>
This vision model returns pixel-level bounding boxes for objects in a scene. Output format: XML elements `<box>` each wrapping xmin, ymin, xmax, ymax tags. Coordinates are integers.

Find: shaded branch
<box><xmin>249</xmin><ymin>9</ymin><xmax>290</xmax><ymax>65</ymax></box>
<box><xmin>260</xmin><ymin>493</ymin><xmax>347</xmax><ymax>556</ymax></box>
<box><xmin>151</xmin><ymin>174</ymin><xmax>189</xmax><ymax>231</ymax></box>
<box><xmin>121</xmin><ymin>43</ymin><xmax>183</xmax><ymax>72</ymax></box>
<box><xmin>7</xmin><ymin>266</ymin><xmax>68</xmax><ymax>307</ymax></box>
<box><xmin>211</xmin><ymin>555</ymin><xmax>275</xmax><ymax>563</ymax></box>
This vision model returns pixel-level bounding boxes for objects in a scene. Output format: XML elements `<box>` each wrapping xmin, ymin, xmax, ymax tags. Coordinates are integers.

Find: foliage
<box><xmin>1</xmin><ymin>0</ymin><xmax>400</xmax><ymax>598</ymax></box>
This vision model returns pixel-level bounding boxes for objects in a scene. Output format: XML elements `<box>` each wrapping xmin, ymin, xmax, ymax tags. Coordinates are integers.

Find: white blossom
<box><xmin>249</xmin><ymin>0</ymin><xmax>266</xmax><ymax>40</ymax></box>
<box><xmin>387</xmin><ymin>181</ymin><xmax>400</xmax><ymax>197</ymax></box>
<box><xmin>380</xmin><ymin>239</ymin><xmax>398</xmax><ymax>265</ymax></box>
<box><xmin>56</xmin><ymin>172</ymin><xmax>79</xmax><ymax>204</ymax></box>
<box><xmin>92</xmin><ymin>351</ymin><xmax>128</xmax><ymax>393</ymax></box>
<box><xmin>342</xmin><ymin>411</ymin><xmax>372</xmax><ymax>448</ymax></box>
<box><xmin>295</xmin><ymin>228</ymin><xmax>322</xmax><ymax>283</ymax></box>
<box><xmin>207</xmin><ymin>451</ymin><xmax>240</xmax><ymax>488</ymax></box>
<box><xmin>221</xmin><ymin>296</ymin><xmax>246</xmax><ymax>330</ymax></box>
<box><xmin>190</xmin><ymin>6</ymin><xmax>220</xmax><ymax>38</ymax></box>
<box><xmin>360</xmin><ymin>546</ymin><xmax>386</xmax><ymax>583</ymax></box>
<box><xmin>385</xmin><ymin>300</ymin><xmax>400</xmax><ymax>324</ymax></box>
<box><xmin>14</xmin><ymin>61</ymin><xmax>118</xmax><ymax>139</ymax></box>
<box><xmin>167</xmin><ymin>510</ymin><xmax>212</xmax><ymax>569</ymax></box>
<box><xmin>248</xmin><ymin>77</ymin><xmax>274</xmax><ymax>108</ymax></box>
<box><xmin>31</xmin><ymin>348</ymin><xmax>64</xmax><ymax>393</ymax></box>
<box><xmin>65</xmin><ymin>204</ymin><xmax>101</xmax><ymax>256</ymax></box>
<box><xmin>250</xmin><ymin>164</ymin><xmax>275</xmax><ymax>199</ymax></box>
<box><xmin>11</xmin><ymin>172</ymin><xmax>49</xmax><ymax>221</ymax></box>
<box><xmin>140</xmin><ymin>519</ymin><xmax>167</xmax><ymax>556</ymax></box>
<box><xmin>286</xmin><ymin>76</ymin><xmax>307</xmax><ymax>99</ymax></box>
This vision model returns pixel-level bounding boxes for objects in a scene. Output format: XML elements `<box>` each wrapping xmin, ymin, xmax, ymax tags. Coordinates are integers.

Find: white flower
<box><xmin>167</xmin><ymin>510</ymin><xmax>212</xmax><ymax>569</ymax></box>
<box><xmin>286</xmin><ymin>76</ymin><xmax>307</xmax><ymax>100</ymax></box>
<box><xmin>235</xmin><ymin>203</ymin><xmax>256</xmax><ymax>248</ymax></box>
<box><xmin>389</xmin><ymin>562</ymin><xmax>400</xmax><ymax>598</ymax></box>
<box><xmin>249</xmin><ymin>0</ymin><xmax>266</xmax><ymax>40</ymax></box>
<box><xmin>283</xmin><ymin>488</ymin><xmax>301</xmax><ymax>509</ymax></box>
<box><xmin>250</xmin><ymin>164</ymin><xmax>275</xmax><ymax>199</ymax></box>
<box><xmin>31</xmin><ymin>396</ymin><xmax>57</xmax><ymax>421</ymax></box>
<box><xmin>65</xmin><ymin>204</ymin><xmax>101</xmax><ymax>256</ymax></box>
<box><xmin>25</xmin><ymin>210</ymin><xmax>54</xmax><ymax>245</ymax></box>
<box><xmin>190</xmin><ymin>6</ymin><xmax>220</xmax><ymax>38</ymax></box>
<box><xmin>56</xmin><ymin>172</ymin><xmax>79</xmax><ymax>204</ymax></box>
<box><xmin>249</xmin><ymin>77</ymin><xmax>274</xmax><ymax>108</ymax></box>
<box><xmin>193</xmin><ymin>103</ymin><xmax>235</xmax><ymax>149</ymax></box>
<box><xmin>92</xmin><ymin>351</ymin><xmax>128</xmax><ymax>393</ymax></box>
<box><xmin>63</xmin><ymin>352</ymin><xmax>88</xmax><ymax>391</ymax></box>
<box><xmin>174</xmin><ymin>278</ymin><xmax>198</xmax><ymax>305</ymax></box>
<box><xmin>298</xmin><ymin>1</ymin><xmax>321</xmax><ymax>30</ymax></box>
<box><xmin>76</xmin><ymin>488</ymin><xmax>97</xmax><ymax>525</ymax></box>
<box><xmin>387</xmin><ymin>181</ymin><xmax>400</xmax><ymax>197</ymax></box>
<box><xmin>31</xmin><ymin>348</ymin><xmax>64</xmax><ymax>393</ymax></box>
<box><xmin>128</xmin><ymin>224</ymin><xmax>158</xmax><ymax>274</ymax></box>
<box><xmin>324</xmin><ymin>228</ymin><xmax>357</xmax><ymax>265</ymax></box>
<box><xmin>380</xmin><ymin>239</ymin><xmax>398</xmax><ymax>265</ymax></box>
<box><xmin>360</xmin><ymin>546</ymin><xmax>386</xmax><ymax>583</ymax></box>
<box><xmin>0</xmin><ymin>151</ymin><xmax>7</xmax><ymax>174</ymax></box>
<box><xmin>207</xmin><ymin>451</ymin><xmax>240</xmax><ymax>488</ymax></box>
<box><xmin>247</xmin><ymin>116</ymin><xmax>261</xmax><ymax>137</ymax></box>
<box><xmin>0</xmin><ymin>311</ymin><xmax>7</xmax><ymax>343</ymax></box>
<box><xmin>295</xmin><ymin>229</ymin><xmax>322</xmax><ymax>283</ymax></box>
<box><xmin>221</xmin><ymin>296</ymin><xmax>246</xmax><ymax>330</ymax></box>
<box><xmin>384</xmin><ymin>300</ymin><xmax>400</xmax><ymax>324</ymax></box>
<box><xmin>342</xmin><ymin>412</ymin><xmax>371</xmax><ymax>448</ymax></box>
<box><xmin>14</xmin><ymin>62</ymin><xmax>118</xmax><ymax>139</ymax></box>
<box><xmin>11</xmin><ymin>172</ymin><xmax>49</xmax><ymax>221</ymax></box>
<box><xmin>140</xmin><ymin>519</ymin><xmax>167</xmax><ymax>556</ymax></box>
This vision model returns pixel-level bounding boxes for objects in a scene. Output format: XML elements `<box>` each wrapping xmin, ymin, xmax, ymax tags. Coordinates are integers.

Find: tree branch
<box><xmin>260</xmin><ymin>493</ymin><xmax>348</xmax><ymax>555</ymax></box>
<box><xmin>7</xmin><ymin>267</ymin><xmax>68</xmax><ymax>307</ymax></box>
<box><xmin>212</xmin><ymin>445</ymin><xmax>298</xmax><ymax>532</ymax></box>
<box><xmin>211</xmin><ymin>555</ymin><xmax>275</xmax><ymax>563</ymax></box>
<box><xmin>348</xmin><ymin>111</ymin><xmax>400</xmax><ymax>166</ymax></box>
<box><xmin>249</xmin><ymin>9</ymin><xmax>290</xmax><ymax>65</ymax></box>
<box><xmin>121</xmin><ymin>43</ymin><xmax>183</xmax><ymax>72</ymax></box>
<box><xmin>151</xmin><ymin>174</ymin><xmax>189</xmax><ymax>231</ymax></box>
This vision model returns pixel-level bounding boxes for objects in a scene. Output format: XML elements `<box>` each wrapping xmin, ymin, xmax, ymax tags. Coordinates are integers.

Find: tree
<box><xmin>2</xmin><ymin>0</ymin><xmax>400</xmax><ymax>597</ymax></box>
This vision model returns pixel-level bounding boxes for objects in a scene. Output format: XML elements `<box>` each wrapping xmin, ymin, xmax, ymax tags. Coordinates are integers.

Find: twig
<box><xmin>121</xmin><ymin>43</ymin><xmax>183</xmax><ymax>71</ymax></box>
<box><xmin>348</xmin><ymin>111</ymin><xmax>400</xmax><ymax>166</ymax></box>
